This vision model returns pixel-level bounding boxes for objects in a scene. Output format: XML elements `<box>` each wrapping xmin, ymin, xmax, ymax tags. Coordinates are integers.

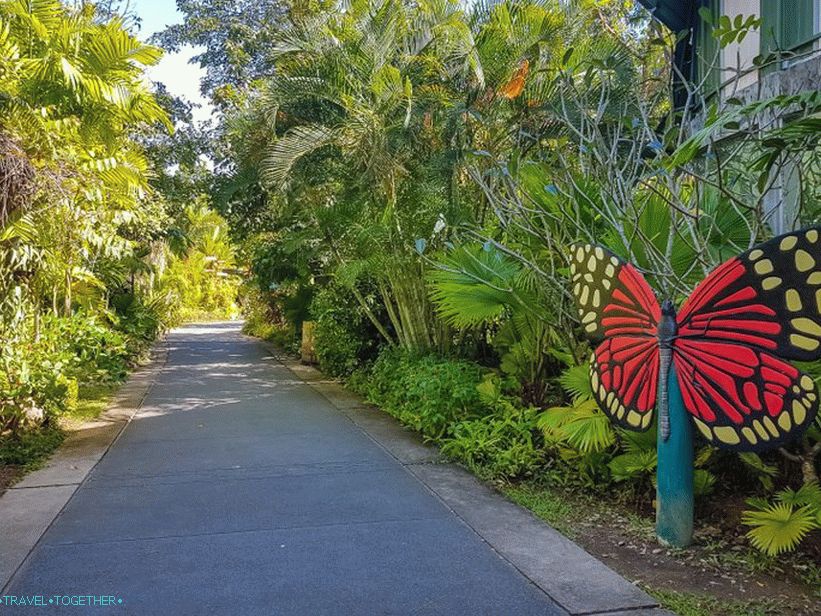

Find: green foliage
<box><xmin>738</xmin><ymin>452</ymin><xmax>779</xmax><ymax>492</ymax></box>
<box><xmin>743</xmin><ymin>483</ymin><xmax>821</xmax><ymax>556</ymax></box>
<box><xmin>354</xmin><ymin>347</ymin><xmax>487</xmax><ymax>439</ymax></box>
<box><xmin>1</xmin><ymin>344</ymin><xmax>75</xmax><ymax>434</ymax></box>
<box><xmin>558</xmin><ymin>365</ymin><xmax>593</xmax><ymax>402</ymax></box>
<box><xmin>0</xmin><ymin>0</ymin><xmax>186</xmax><ymax>450</ymax></box>
<box><xmin>441</xmin><ymin>377</ymin><xmax>543</xmax><ymax>479</ymax></box>
<box><xmin>159</xmin><ymin>203</ymin><xmax>240</xmax><ymax>322</ymax></box>
<box><xmin>646</xmin><ymin>587</ymin><xmax>780</xmax><ymax>616</ymax></box>
<box><xmin>110</xmin><ymin>292</ymin><xmax>173</xmax><ymax>351</ymax></box>
<box><xmin>428</xmin><ymin>246</ymin><xmax>524</xmax><ymax>328</ymax></box>
<box><xmin>538</xmin><ymin>399</ymin><xmax>616</xmax><ymax>454</ymax></box>
<box><xmin>310</xmin><ymin>283</ymin><xmax>383</xmax><ymax>377</ymax></box>
<box><xmin>0</xmin><ymin>426</ymin><xmax>64</xmax><ymax>468</ymax></box>
<box><xmin>37</xmin><ymin>314</ymin><xmax>130</xmax><ymax>383</ymax></box>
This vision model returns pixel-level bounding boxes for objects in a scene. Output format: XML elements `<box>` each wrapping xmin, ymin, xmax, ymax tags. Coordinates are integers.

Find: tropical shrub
<box><xmin>240</xmin><ymin>283</ymin><xmax>298</xmax><ymax>350</ymax></box>
<box><xmin>441</xmin><ymin>378</ymin><xmax>544</xmax><ymax>480</ymax></box>
<box><xmin>160</xmin><ymin>203</ymin><xmax>241</xmax><ymax>322</ymax></box>
<box><xmin>1</xmin><ymin>348</ymin><xmax>76</xmax><ymax>435</ymax></box>
<box><xmin>110</xmin><ymin>292</ymin><xmax>173</xmax><ymax>353</ymax></box>
<box><xmin>354</xmin><ymin>348</ymin><xmax>487</xmax><ymax>439</ymax></box>
<box><xmin>37</xmin><ymin>314</ymin><xmax>131</xmax><ymax>383</ymax></box>
<box><xmin>310</xmin><ymin>284</ymin><xmax>384</xmax><ymax>377</ymax></box>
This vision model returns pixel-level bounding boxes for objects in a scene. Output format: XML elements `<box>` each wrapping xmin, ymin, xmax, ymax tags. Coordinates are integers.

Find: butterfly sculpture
<box><xmin>569</xmin><ymin>227</ymin><xmax>821</xmax><ymax>452</ymax></box>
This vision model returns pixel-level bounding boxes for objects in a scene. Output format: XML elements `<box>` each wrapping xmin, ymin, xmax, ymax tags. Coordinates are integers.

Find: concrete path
<box><xmin>3</xmin><ymin>323</ymin><xmax>667</xmax><ymax>615</ymax></box>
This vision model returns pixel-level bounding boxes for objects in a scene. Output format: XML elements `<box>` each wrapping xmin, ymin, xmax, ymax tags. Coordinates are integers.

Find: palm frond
<box><xmin>260</xmin><ymin>125</ymin><xmax>336</xmax><ymax>189</ymax></box>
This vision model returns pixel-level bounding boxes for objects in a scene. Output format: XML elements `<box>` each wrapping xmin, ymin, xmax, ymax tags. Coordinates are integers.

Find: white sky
<box><xmin>130</xmin><ymin>0</ymin><xmax>214</xmax><ymax>125</ymax></box>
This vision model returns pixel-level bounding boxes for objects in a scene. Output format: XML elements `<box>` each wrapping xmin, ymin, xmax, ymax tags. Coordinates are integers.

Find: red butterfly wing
<box><xmin>672</xmin><ymin>339</ymin><xmax>817</xmax><ymax>450</ymax></box>
<box><xmin>591</xmin><ymin>337</ymin><xmax>658</xmax><ymax>431</ymax></box>
<box><xmin>569</xmin><ymin>244</ymin><xmax>661</xmax><ymax>342</ymax></box>
<box><xmin>673</xmin><ymin>227</ymin><xmax>821</xmax><ymax>450</ymax></box>
<box><xmin>570</xmin><ymin>244</ymin><xmax>660</xmax><ymax>429</ymax></box>
<box><xmin>677</xmin><ymin>227</ymin><xmax>821</xmax><ymax>360</ymax></box>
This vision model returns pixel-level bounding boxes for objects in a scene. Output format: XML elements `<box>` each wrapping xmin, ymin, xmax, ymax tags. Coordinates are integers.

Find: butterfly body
<box><xmin>657</xmin><ymin>300</ymin><xmax>678</xmax><ymax>442</ymax></box>
<box><xmin>570</xmin><ymin>227</ymin><xmax>821</xmax><ymax>453</ymax></box>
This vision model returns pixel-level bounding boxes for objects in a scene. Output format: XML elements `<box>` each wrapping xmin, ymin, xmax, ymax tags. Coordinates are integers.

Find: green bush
<box><xmin>110</xmin><ymin>291</ymin><xmax>172</xmax><ymax>353</ymax></box>
<box><xmin>354</xmin><ymin>347</ymin><xmax>487</xmax><ymax>439</ymax></box>
<box><xmin>310</xmin><ymin>285</ymin><xmax>380</xmax><ymax>377</ymax></box>
<box><xmin>441</xmin><ymin>378</ymin><xmax>543</xmax><ymax>479</ymax></box>
<box><xmin>743</xmin><ymin>483</ymin><xmax>821</xmax><ymax>556</ymax></box>
<box><xmin>38</xmin><ymin>314</ymin><xmax>130</xmax><ymax>383</ymax></box>
<box><xmin>241</xmin><ymin>285</ymin><xmax>298</xmax><ymax>351</ymax></box>
<box><xmin>0</xmin><ymin>426</ymin><xmax>65</xmax><ymax>468</ymax></box>
<box><xmin>0</xmin><ymin>348</ymin><xmax>76</xmax><ymax>435</ymax></box>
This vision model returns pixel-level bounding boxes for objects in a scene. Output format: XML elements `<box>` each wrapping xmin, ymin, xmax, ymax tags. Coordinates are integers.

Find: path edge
<box><xmin>258</xmin><ymin>338</ymin><xmax>673</xmax><ymax>616</ymax></box>
<box><xmin>0</xmin><ymin>339</ymin><xmax>170</xmax><ymax>593</ymax></box>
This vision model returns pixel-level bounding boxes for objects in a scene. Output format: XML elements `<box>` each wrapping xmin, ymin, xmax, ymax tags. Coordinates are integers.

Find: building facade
<box><xmin>639</xmin><ymin>0</ymin><xmax>821</xmax><ymax>233</ymax></box>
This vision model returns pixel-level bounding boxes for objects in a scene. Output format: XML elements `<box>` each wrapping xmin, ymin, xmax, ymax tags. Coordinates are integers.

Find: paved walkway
<box><xmin>3</xmin><ymin>324</ymin><xmax>665</xmax><ymax>615</ymax></box>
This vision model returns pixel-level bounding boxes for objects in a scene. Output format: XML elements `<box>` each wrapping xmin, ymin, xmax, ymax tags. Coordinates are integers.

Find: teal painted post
<box><xmin>656</xmin><ymin>364</ymin><xmax>694</xmax><ymax>547</ymax></box>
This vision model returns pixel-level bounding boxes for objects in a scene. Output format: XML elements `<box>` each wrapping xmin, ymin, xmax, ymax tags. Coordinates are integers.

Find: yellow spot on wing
<box><xmin>780</xmin><ymin>235</ymin><xmax>798</xmax><ymax>251</ymax></box>
<box><xmin>800</xmin><ymin>375</ymin><xmax>815</xmax><ymax>391</ymax></box>
<box><xmin>792</xmin><ymin>317</ymin><xmax>821</xmax><ymax>337</ymax></box>
<box><xmin>786</xmin><ymin>289</ymin><xmax>802</xmax><ymax>312</ymax></box>
<box><xmin>778</xmin><ymin>412</ymin><xmax>792</xmax><ymax>432</ymax></box>
<box><xmin>741</xmin><ymin>427</ymin><xmax>757</xmax><ymax>445</ymax></box>
<box><xmin>752</xmin><ymin>420</ymin><xmax>770</xmax><ymax>441</ymax></box>
<box><xmin>762</xmin><ymin>276</ymin><xmax>782</xmax><ymax>290</ymax></box>
<box><xmin>809</xmin><ymin>272</ymin><xmax>821</xmax><ymax>285</ymax></box>
<box><xmin>762</xmin><ymin>416</ymin><xmax>780</xmax><ymax>438</ymax></box>
<box><xmin>749</xmin><ymin>249</ymin><xmax>763</xmax><ymax>261</ymax></box>
<box><xmin>692</xmin><ymin>417</ymin><xmax>712</xmax><ymax>440</ymax></box>
<box><xmin>795</xmin><ymin>249</ymin><xmax>816</xmax><ymax>272</ymax></box>
<box><xmin>790</xmin><ymin>334</ymin><xmax>819</xmax><ymax>351</ymax></box>
<box><xmin>792</xmin><ymin>399</ymin><xmax>807</xmax><ymax>425</ymax></box>
<box><xmin>754</xmin><ymin>259</ymin><xmax>773</xmax><ymax>275</ymax></box>
<box><xmin>807</xmin><ymin>230</ymin><xmax>818</xmax><ymax>243</ymax></box>
<box><xmin>626</xmin><ymin>410</ymin><xmax>642</xmax><ymax>427</ymax></box>
<box><xmin>714</xmin><ymin>426</ymin><xmax>741</xmax><ymax>445</ymax></box>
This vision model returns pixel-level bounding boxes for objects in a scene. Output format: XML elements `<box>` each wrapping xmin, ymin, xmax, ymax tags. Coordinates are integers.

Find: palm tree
<box><xmin>0</xmin><ymin>0</ymin><xmax>171</xmax><ymax>315</ymax></box>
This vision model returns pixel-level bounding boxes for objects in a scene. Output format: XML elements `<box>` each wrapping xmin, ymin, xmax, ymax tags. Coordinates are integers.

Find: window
<box><xmin>761</xmin><ymin>0</ymin><xmax>821</xmax><ymax>54</ymax></box>
<box><xmin>697</xmin><ymin>1</ymin><xmax>721</xmax><ymax>92</ymax></box>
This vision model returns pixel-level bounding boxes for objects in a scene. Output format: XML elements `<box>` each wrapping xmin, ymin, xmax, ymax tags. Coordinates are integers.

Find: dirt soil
<box><xmin>562</xmin><ymin>496</ymin><xmax>821</xmax><ymax>615</ymax></box>
<box><xmin>0</xmin><ymin>465</ymin><xmax>21</xmax><ymax>496</ymax></box>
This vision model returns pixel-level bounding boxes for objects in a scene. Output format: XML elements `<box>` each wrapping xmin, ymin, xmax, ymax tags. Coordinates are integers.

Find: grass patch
<box><xmin>70</xmin><ymin>382</ymin><xmax>119</xmax><ymax>421</ymax></box>
<box><xmin>0</xmin><ymin>426</ymin><xmax>65</xmax><ymax>471</ymax></box>
<box><xmin>646</xmin><ymin>588</ymin><xmax>781</xmax><ymax>616</ymax></box>
<box><xmin>502</xmin><ymin>483</ymin><xmax>576</xmax><ymax>538</ymax></box>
